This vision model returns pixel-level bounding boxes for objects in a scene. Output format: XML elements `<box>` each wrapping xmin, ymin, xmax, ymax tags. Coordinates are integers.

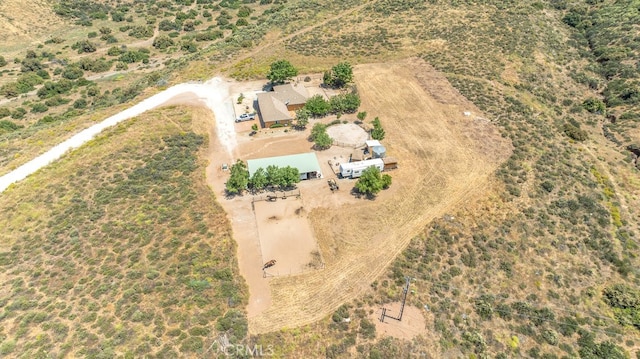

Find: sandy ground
<box><xmin>327</xmin><ymin>123</ymin><xmax>369</xmax><ymax>147</ymax></box>
<box><xmin>254</xmin><ymin>197</ymin><xmax>320</xmax><ymax>277</ymax></box>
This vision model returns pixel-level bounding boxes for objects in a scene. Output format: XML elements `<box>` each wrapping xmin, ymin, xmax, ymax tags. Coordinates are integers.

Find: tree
<box><xmin>266</xmin><ymin>60</ymin><xmax>298</xmax><ymax>84</ymax></box>
<box><xmin>329</xmin><ymin>93</ymin><xmax>360</xmax><ymax>114</ymax></box>
<box><xmin>357</xmin><ymin>111</ymin><xmax>367</xmax><ymax>121</ymax></box>
<box><xmin>265</xmin><ymin>165</ymin><xmax>282</xmax><ymax>188</ymax></box>
<box><xmin>251</xmin><ymin>123</ymin><xmax>258</xmax><ymax>132</ymax></box>
<box><xmin>279</xmin><ymin>166</ymin><xmax>300</xmax><ymax>189</ymax></box>
<box><xmin>371</xmin><ymin>117</ymin><xmax>385</xmax><ymax>140</ymax></box>
<box><xmin>314</xmin><ymin>131</ymin><xmax>332</xmax><ymax>150</ymax></box>
<box><xmin>225</xmin><ymin>160</ymin><xmax>249</xmax><ymax>195</ymax></box>
<box><xmin>0</xmin><ymin>56</ymin><xmax>7</xmax><ymax>67</ymax></box>
<box><xmin>324</xmin><ymin>62</ymin><xmax>353</xmax><ymax>88</ymax></box>
<box><xmin>295</xmin><ymin>108</ymin><xmax>310</xmax><ymax>129</ymax></box>
<box><xmin>304</xmin><ymin>95</ymin><xmax>330</xmax><ymax>117</ymax></box>
<box><xmin>355</xmin><ymin>166</ymin><xmax>391</xmax><ymax>197</ymax></box>
<box><xmin>249</xmin><ymin>167</ymin><xmax>267</xmax><ymax>192</ymax></box>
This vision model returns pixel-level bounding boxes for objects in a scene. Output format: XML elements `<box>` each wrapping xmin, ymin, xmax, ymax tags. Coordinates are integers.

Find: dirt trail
<box><xmin>246</xmin><ymin>59</ymin><xmax>512</xmax><ymax>333</ymax></box>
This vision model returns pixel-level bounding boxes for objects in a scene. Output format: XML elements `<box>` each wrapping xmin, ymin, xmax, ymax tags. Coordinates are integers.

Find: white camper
<box><xmin>339</xmin><ymin>158</ymin><xmax>384</xmax><ymax>178</ymax></box>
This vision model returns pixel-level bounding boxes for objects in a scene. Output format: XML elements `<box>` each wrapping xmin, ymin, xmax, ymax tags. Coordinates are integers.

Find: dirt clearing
<box><xmin>326</xmin><ymin>123</ymin><xmax>369</xmax><ymax>147</ymax></box>
<box><xmin>254</xmin><ymin>197</ymin><xmax>320</xmax><ymax>277</ymax></box>
<box><xmin>246</xmin><ymin>58</ymin><xmax>512</xmax><ymax>333</ymax></box>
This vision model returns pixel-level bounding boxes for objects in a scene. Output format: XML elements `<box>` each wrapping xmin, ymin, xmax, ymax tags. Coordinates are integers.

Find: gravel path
<box><xmin>0</xmin><ymin>77</ymin><xmax>235</xmax><ymax>193</ymax></box>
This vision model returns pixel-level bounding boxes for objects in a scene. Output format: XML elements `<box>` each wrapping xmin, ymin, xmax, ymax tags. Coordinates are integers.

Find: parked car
<box><xmin>235</xmin><ymin>113</ymin><xmax>256</xmax><ymax>122</ymax></box>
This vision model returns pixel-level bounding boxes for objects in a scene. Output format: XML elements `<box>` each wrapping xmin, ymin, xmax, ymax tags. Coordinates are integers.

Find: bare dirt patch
<box><xmin>254</xmin><ymin>197</ymin><xmax>320</xmax><ymax>277</ymax></box>
<box><xmin>369</xmin><ymin>303</ymin><xmax>428</xmax><ymax>341</ymax></box>
<box><xmin>326</xmin><ymin>123</ymin><xmax>369</xmax><ymax>147</ymax></box>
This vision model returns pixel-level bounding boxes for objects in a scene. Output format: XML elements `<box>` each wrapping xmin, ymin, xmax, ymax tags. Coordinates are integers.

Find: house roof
<box><xmin>247</xmin><ymin>152</ymin><xmax>322</xmax><ymax>177</ymax></box>
<box><xmin>365</xmin><ymin>140</ymin><xmax>381</xmax><ymax>147</ymax></box>
<box><xmin>272</xmin><ymin>84</ymin><xmax>309</xmax><ymax>106</ymax></box>
<box><xmin>257</xmin><ymin>92</ymin><xmax>293</xmax><ymax>123</ymax></box>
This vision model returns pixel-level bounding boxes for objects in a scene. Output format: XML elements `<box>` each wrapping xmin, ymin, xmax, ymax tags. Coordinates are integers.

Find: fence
<box><xmin>332</xmin><ymin>140</ymin><xmax>366</xmax><ymax>149</ymax></box>
<box><xmin>251</xmin><ymin>189</ymin><xmax>301</xmax><ymax>204</ymax></box>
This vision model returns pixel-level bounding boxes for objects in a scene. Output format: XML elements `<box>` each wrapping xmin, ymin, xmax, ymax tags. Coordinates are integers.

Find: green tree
<box><xmin>324</xmin><ymin>62</ymin><xmax>353</xmax><ymax>88</ymax></box>
<box><xmin>357</xmin><ymin>111</ymin><xmax>367</xmax><ymax>121</ymax></box>
<box><xmin>371</xmin><ymin>117</ymin><xmax>385</xmax><ymax>140</ymax></box>
<box><xmin>265</xmin><ymin>165</ymin><xmax>282</xmax><ymax>187</ymax></box>
<box><xmin>0</xmin><ymin>56</ymin><xmax>7</xmax><ymax>67</ymax></box>
<box><xmin>266</xmin><ymin>60</ymin><xmax>298</xmax><ymax>84</ymax></box>
<box><xmin>251</xmin><ymin>123</ymin><xmax>258</xmax><ymax>132</ymax></box>
<box><xmin>329</xmin><ymin>93</ymin><xmax>360</xmax><ymax>114</ymax></box>
<box><xmin>314</xmin><ymin>131</ymin><xmax>332</xmax><ymax>150</ymax></box>
<box><xmin>279</xmin><ymin>166</ymin><xmax>300</xmax><ymax>189</ymax></box>
<box><xmin>304</xmin><ymin>94</ymin><xmax>330</xmax><ymax>117</ymax></box>
<box><xmin>295</xmin><ymin>108</ymin><xmax>310</xmax><ymax>129</ymax></box>
<box><xmin>249</xmin><ymin>167</ymin><xmax>267</xmax><ymax>192</ymax></box>
<box><xmin>355</xmin><ymin>166</ymin><xmax>391</xmax><ymax>196</ymax></box>
<box><xmin>225</xmin><ymin>160</ymin><xmax>249</xmax><ymax>195</ymax></box>
<box><xmin>310</xmin><ymin>123</ymin><xmax>327</xmax><ymax>141</ymax></box>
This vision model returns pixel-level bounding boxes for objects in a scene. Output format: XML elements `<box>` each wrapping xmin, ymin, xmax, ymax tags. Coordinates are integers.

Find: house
<box><xmin>339</xmin><ymin>158</ymin><xmax>384</xmax><ymax>178</ymax></box>
<box><xmin>257</xmin><ymin>84</ymin><xmax>310</xmax><ymax>128</ymax></box>
<box><xmin>247</xmin><ymin>152</ymin><xmax>322</xmax><ymax>180</ymax></box>
<box><xmin>257</xmin><ymin>92</ymin><xmax>293</xmax><ymax>128</ymax></box>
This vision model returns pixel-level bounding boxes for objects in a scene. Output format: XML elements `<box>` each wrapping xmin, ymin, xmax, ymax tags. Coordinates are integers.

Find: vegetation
<box><xmin>323</xmin><ymin>62</ymin><xmax>353</xmax><ymax>88</ymax></box>
<box><xmin>354</xmin><ymin>166</ymin><xmax>391</xmax><ymax>197</ymax></box>
<box><xmin>309</xmin><ymin>123</ymin><xmax>332</xmax><ymax>150</ymax></box>
<box><xmin>371</xmin><ymin>117</ymin><xmax>385</xmax><ymax>140</ymax></box>
<box><xmin>294</xmin><ymin>108</ymin><xmax>310</xmax><ymax>129</ymax></box>
<box><xmin>2</xmin><ymin>0</ymin><xmax>640</xmax><ymax>356</ymax></box>
<box><xmin>266</xmin><ymin>59</ymin><xmax>298</xmax><ymax>84</ymax></box>
<box><xmin>0</xmin><ymin>108</ymin><xmax>247</xmax><ymax>356</ymax></box>
<box><xmin>249</xmin><ymin>165</ymin><xmax>300</xmax><ymax>191</ymax></box>
<box><xmin>225</xmin><ymin>160</ymin><xmax>249</xmax><ymax>195</ymax></box>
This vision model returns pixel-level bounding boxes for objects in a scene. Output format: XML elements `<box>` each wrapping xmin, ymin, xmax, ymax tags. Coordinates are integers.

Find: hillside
<box><xmin>0</xmin><ymin>0</ymin><xmax>639</xmax><ymax>358</ymax></box>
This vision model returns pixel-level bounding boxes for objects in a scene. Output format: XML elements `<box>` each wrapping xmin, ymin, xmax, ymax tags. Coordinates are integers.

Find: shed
<box><xmin>383</xmin><ymin>157</ymin><xmax>398</xmax><ymax>171</ymax></box>
<box><xmin>247</xmin><ymin>152</ymin><xmax>322</xmax><ymax>180</ymax></box>
<box><xmin>339</xmin><ymin>158</ymin><xmax>384</xmax><ymax>178</ymax></box>
<box><xmin>365</xmin><ymin>140</ymin><xmax>381</xmax><ymax>150</ymax></box>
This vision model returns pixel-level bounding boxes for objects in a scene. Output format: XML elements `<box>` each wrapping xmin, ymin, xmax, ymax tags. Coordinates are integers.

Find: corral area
<box><xmin>207</xmin><ymin>58</ymin><xmax>512</xmax><ymax>334</ymax></box>
<box><xmin>253</xmin><ymin>196</ymin><xmax>321</xmax><ymax>277</ymax></box>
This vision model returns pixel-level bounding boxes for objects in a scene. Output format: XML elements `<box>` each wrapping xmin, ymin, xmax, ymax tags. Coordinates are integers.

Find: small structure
<box><xmin>339</xmin><ymin>158</ymin><xmax>384</xmax><ymax>178</ymax></box>
<box><xmin>383</xmin><ymin>157</ymin><xmax>398</xmax><ymax>171</ymax></box>
<box><xmin>365</xmin><ymin>140</ymin><xmax>382</xmax><ymax>153</ymax></box>
<box><xmin>257</xmin><ymin>84</ymin><xmax>309</xmax><ymax>128</ymax></box>
<box><xmin>247</xmin><ymin>152</ymin><xmax>322</xmax><ymax>180</ymax></box>
<box><xmin>371</xmin><ymin>145</ymin><xmax>386</xmax><ymax>159</ymax></box>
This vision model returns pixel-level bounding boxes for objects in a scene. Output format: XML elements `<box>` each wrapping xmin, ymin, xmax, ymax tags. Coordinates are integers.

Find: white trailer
<box><xmin>339</xmin><ymin>158</ymin><xmax>384</xmax><ymax>178</ymax></box>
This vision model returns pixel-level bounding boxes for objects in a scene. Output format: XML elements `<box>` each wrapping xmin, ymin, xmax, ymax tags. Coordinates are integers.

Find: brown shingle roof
<box><xmin>272</xmin><ymin>84</ymin><xmax>309</xmax><ymax>106</ymax></box>
<box><xmin>257</xmin><ymin>92</ymin><xmax>293</xmax><ymax>123</ymax></box>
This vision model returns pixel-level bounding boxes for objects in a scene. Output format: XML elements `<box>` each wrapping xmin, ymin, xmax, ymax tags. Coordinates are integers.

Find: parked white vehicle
<box><xmin>235</xmin><ymin>113</ymin><xmax>256</xmax><ymax>122</ymax></box>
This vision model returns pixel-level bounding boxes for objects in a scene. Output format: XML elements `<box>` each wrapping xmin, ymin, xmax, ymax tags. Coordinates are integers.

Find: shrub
<box><xmin>563</xmin><ymin>123</ymin><xmax>588</xmax><ymax>141</ymax></box>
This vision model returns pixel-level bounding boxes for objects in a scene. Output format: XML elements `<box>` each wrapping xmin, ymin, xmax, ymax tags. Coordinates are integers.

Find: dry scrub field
<box><xmin>244</xmin><ymin>59</ymin><xmax>512</xmax><ymax>333</ymax></box>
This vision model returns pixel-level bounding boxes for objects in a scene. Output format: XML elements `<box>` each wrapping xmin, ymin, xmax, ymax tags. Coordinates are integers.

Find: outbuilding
<box><xmin>247</xmin><ymin>152</ymin><xmax>322</xmax><ymax>180</ymax></box>
<box><xmin>339</xmin><ymin>158</ymin><xmax>384</xmax><ymax>178</ymax></box>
